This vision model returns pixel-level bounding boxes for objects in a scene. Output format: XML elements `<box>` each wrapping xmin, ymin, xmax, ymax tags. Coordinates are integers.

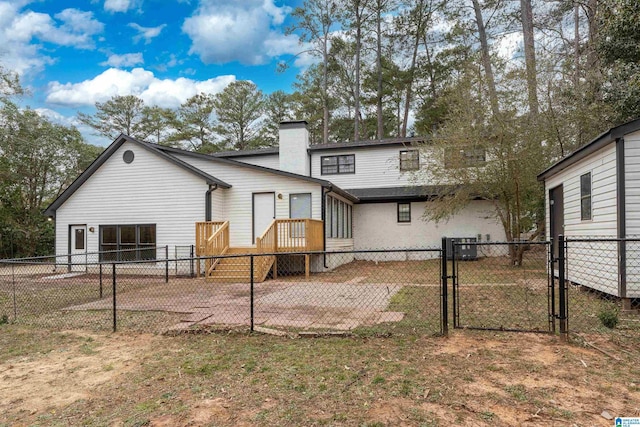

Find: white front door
<box><xmin>253</xmin><ymin>193</ymin><xmax>275</xmax><ymax>243</ymax></box>
<box><xmin>70</xmin><ymin>225</ymin><xmax>87</xmax><ymax>272</ymax></box>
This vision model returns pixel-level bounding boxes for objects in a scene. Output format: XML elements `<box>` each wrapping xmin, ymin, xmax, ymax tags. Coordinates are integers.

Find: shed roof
<box><xmin>537</xmin><ymin>118</ymin><xmax>640</xmax><ymax>181</ymax></box>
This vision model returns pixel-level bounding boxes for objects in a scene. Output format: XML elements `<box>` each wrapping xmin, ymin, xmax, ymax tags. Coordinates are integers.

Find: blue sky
<box><xmin>1</xmin><ymin>0</ymin><xmax>312</xmax><ymax>145</ymax></box>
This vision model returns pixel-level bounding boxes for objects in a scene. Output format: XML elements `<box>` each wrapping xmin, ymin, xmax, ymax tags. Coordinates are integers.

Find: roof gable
<box><xmin>45</xmin><ymin>135</ymin><xmax>231</xmax><ymax>216</ymax></box>
<box><xmin>155</xmin><ymin>145</ymin><xmax>358</xmax><ymax>202</ymax></box>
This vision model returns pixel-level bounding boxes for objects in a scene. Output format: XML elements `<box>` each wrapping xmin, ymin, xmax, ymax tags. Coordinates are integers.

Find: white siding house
<box><xmin>46</xmin><ymin>120</ymin><xmax>508</xmax><ymax>278</ymax></box>
<box><xmin>538</xmin><ymin>118</ymin><xmax>640</xmax><ymax>301</ymax></box>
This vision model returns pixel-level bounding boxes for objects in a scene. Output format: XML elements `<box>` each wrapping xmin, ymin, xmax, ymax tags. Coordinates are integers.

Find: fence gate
<box><xmin>450</xmin><ymin>241</ymin><xmax>556</xmax><ymax>333</ymax></box>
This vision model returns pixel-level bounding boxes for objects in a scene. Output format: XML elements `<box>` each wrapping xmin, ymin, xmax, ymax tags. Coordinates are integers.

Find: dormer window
<box><xmin>321</xmin><ymin>155</ymin><xmax>355</xmax><ymax>175</ymax></box>
<box><xmin>400</xmin><ymin>150</ymin><xmax>420</xmax><ymax>171</ymax></box>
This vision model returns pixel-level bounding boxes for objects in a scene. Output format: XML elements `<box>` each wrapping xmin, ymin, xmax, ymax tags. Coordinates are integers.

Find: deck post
<box><xmin>305</xmin><ymin>254</ymin><xmax>310</xmax><ymax>279</ymax></box>
<box><xmin>273</xmin><ymin>257</ymin><xmax>278</xmax><ymax>279</ymax></box>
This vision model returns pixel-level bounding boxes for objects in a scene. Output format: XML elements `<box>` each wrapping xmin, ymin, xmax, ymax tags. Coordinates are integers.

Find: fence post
<box><xmin>190</xmin><ymin>245</ymin><xmax>195</xmax><ymax>278</ymax></box>
<box><xmin>250</xmin><ymin>255</ymin><xmax>254</xmax><ymax>332</ymax></box>
<box><xmin>165</xmin><ymin>245</ymin><xmax>169</xmax><ymax>283</ymax></box>
<box><xmin>99</xmin><ymin>263</ymin><xmax>103</xmax><ymax>299</ymax></box>
<box><xmin>558</xmin><ymin>235</ymin><xmax>567</xmax><ymax>338</ymax></box>
<box><xmin>12</xmin><ymin>263</ymin><xmax>16</xmax><ymax>322</ymax></box>
<box><xmin>441</xmin><ymin>237</ymin><xmax>449</xmax><ymax>336</ymax></box>
<box><xmin>112</xmin><ymin>263</ymin><xmax>117</xmax><ymax>332</ymax></box>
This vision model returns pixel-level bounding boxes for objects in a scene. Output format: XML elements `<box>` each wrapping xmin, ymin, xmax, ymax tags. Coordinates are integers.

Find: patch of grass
<box><xmin>505</xmin><ymin>384</ymin><xmax>528</xmax><ymax>402</ymax></box>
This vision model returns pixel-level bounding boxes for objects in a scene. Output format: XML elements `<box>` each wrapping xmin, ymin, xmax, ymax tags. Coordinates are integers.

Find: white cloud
<box><xmin>100</xmin><ymin>52</ymin><xmax>144</xmax><ymax>67</ymax></box>
<box><xmin>104</xmin><ymin>0</ymin><xmax>132</xmax><ymax>13</ymax></box>
<box><xmin>0</xmin><ymin>3</ymin><xmax>104</xmax><ymax>76</ymax></box>
<box><xmin>182</xmin><ymin>0</ymin><xmax>301</xmax><ymax>65</ymax></box>
<box><xmin>46</xmin><ymin>67</ymin><xmax>236</xmax><ymax>109</ymax></box>
<box><xmin>35</xmin><ymin>108</ymin><xmax>111</xmax><ymax>146</ymax></box>
<box><xmin>129</xmin><ymin>22</ymin><xmax>166</xmax><ymax>44</ymax></box>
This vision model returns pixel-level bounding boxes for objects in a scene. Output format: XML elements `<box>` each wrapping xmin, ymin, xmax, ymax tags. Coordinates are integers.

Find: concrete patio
<box><xmin>66</xmin><ymin>280</ymin><xmax>406</xmax><ymax>332</ymax></box>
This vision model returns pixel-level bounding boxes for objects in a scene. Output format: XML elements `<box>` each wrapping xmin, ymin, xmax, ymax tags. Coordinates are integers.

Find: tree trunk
<box><xmin>322</xmin><ymin>33</ymin><xmax>330</xmax><ymax>145</ymax></box>
<box><xmin>520</xmin><ymin>0</ymin><xmax>538</xmax><ymax>117</ymax></box>
<box><xmin>471</xmin><ymin>0</ymin><xmax>500</xmax><ymax>117</ymax></box>
<box><xmin>400</xmin><ymin>0</ymin><xmax>428</xmax><ymax>138</ymax></box>
<box><xmin>376</xmin><ymin>0</ymin><xmax>384</xmax><ymax>139</ymax></box>
<box><xmin>354</xmin><ymin>13</ymin><xmax>362</xmax><ymax>141</ymax></box>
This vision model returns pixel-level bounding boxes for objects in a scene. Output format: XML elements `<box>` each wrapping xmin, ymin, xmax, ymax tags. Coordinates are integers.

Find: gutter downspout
<box><xmin>322</xmin><ymin>186</ymin><xmax>328</xmax><ymax>268</ymax></box>
<box><xmin>205</xmin><ymin>184</ymin><xmax>218</xmax><ymax>221</ymax></box>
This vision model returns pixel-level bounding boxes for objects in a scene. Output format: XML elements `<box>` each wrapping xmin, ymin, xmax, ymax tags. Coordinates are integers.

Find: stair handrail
<box><xmin>204</xmin><ymin>221</ymin><xmax>229</xmax><ymax>275</ymax></box>
<box><xmin>195</xmin><ymin>221</ymin><xmax>226</xmax><ymax>256</ymax></box>
<box><xmin>255</xmin><ymin>219</ymin><xmax>277</xmax><ymax>279</ymax></box>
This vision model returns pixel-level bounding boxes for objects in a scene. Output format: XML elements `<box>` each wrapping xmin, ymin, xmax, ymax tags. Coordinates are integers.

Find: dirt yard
<box><xmin>1</xmin><ymin>326</ymin><xmax>638</xmax><ymax>426</ymax></box>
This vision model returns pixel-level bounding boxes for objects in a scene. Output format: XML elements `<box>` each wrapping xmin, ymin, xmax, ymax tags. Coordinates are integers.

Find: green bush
<box><xmin>598</xmin><ymin>305</ymin><xmax>619</xmax><ymax>329</ymax></box>
<box><xmin>0</xmin><ymin>314</ymin><xmax>8</xmax><ymax>325</ymax></box>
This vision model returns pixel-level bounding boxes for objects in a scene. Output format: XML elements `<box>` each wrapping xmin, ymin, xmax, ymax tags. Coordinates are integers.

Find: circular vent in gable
<box><xmin>123</xmin><ymin>150</ymin><xmax>135</xmax><ymax>164</ymax></box>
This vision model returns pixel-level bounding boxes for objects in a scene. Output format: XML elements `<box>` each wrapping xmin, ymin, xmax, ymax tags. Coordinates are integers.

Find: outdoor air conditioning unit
<box><xmin>445</xmin><ymin>237</ymin><xmax>478</xmax><ymax>261</ymax></box>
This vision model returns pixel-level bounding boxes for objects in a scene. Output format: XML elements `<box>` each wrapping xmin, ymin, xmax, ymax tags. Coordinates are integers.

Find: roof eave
<box><xmin>537</xmin><ymin>117</ymin><xmax>640</xmax><ymax>182</ymax></box>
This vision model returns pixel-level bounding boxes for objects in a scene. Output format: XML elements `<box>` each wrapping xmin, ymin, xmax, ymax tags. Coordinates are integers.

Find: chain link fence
<box><xmin>564</xmin><ymin>237</ymin><xmax>640</xmax><ymax>342</ymax></box>
<box><xmin>1</xmin><ymin>239</ymin><xmax>638</xmax><ymax>340</ymax></box>
<box><xmin>451</xmin><ymin>241</ymin><xmax>552</xmax><ymax>333</ymax></box>
<box><xmin>0</xmin><ymin>247</ymin><xmax>443</xmax><ymax>336</ymax></box>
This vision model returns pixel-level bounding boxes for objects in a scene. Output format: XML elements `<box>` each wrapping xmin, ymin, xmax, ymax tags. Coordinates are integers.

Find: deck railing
<box><xmin>275</xmin><ymin>219</ymin><xmax>324</xmax><ymax>252</ymax></box>
<box><xmin>195</xmin><ymin>221</ymin><xmax>227</xmax><ymax>256</ymax></box>
<box><xmin>256</xmin><ymin>220</ymin><xmax>277</xmax><ymax>280</ymax></box>
<box><xmin>196</xmin><ymin>218</ymin><xmax>324</xmax><ymax>280</ymax></box>
<box><xmin>204</xmin><ymin>221</ymin><xmax>229</xmax><ymax>275</ymax></box>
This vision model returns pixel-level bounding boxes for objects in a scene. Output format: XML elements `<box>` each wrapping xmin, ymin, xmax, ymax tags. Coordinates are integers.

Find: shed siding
<box><xmin>544</xmin><ymin>142</ymin><xmax>619</xmax><ymax>296</ymax></box>
<box><xmin>624</xmin><ymin>130</ymin><xmax>640</xmax><ymax>297</ymax></box>
<box><xmin>55</xmin><ymin>141</ymin><xmax>208</xmax><ymax>260</ymax></box>
<box><xmin>353</xmin><ymin>200</ymin><xmax>504</xmax><ymax>260</ymax></box>
<box><xmin>173</xmin><ymin>154</ymin><xmax>323</xmax><ymax>247</ymax></box>
<box><xmin>310</xmin><ymin>146</ymin><xmax>430</xmax><ymax>189</ymax></box>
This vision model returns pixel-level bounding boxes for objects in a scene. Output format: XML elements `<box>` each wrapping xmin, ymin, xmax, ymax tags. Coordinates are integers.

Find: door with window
<box><xmin>290</xmin><ymin>193</ymin><xmax>312</xmax><ymax>238</ymax></box>
<box><xmin>70</xmin><ymin>225</ymin><xmax>87</xmax><ymax>272</ymax></box>
<box><xmin>253</xmin><ymin>193</ymin><xmax>275</xmax><ymax>243</ymax></box>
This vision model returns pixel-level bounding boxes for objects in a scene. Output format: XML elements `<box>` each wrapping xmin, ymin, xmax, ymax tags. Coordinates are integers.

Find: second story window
<box><xmin>321</xmin><ymin>154</ymin><xmax>355</xmax><ymax>175</ymax></box>
<box><xmin>400</xmin><ymin>150</ymin><xmax>420</xmax><ymax>171</ymax></box>
<box><xmin>444</xmin><ymin>147</ymin><xmax>486</xmax><ymax>169</ymax></box>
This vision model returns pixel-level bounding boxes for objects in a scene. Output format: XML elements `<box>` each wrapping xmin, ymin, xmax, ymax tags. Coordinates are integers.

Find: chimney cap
<box><xmin>279</xmin><ymin>120</ymin><xmax>308</xmax><ymax>129</ymax></box>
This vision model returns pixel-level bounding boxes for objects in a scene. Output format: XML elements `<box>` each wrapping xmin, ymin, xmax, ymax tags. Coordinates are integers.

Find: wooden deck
<box><xmin>195</xmin><ymin>219</ymin><xmax>324</xmax><ymax>282</ymax></box>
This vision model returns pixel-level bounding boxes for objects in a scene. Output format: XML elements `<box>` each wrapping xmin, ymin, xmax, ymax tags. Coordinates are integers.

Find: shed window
<box><xmin>397</xmin><ymin>203</ymin><xmax>411</xmax><ymax>223</ymax></box>
<box><xmin>580</xmin><ymin>172</ymin><xmax>592</xmax><ymax>221</ymax></box>
<box><xmin>400</xmin><ymin>150</ymin><xmax>420</xmax><ymax>171</ymax></box>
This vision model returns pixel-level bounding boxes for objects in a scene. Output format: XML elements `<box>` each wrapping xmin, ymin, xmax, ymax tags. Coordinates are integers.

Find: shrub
<box><xmin>598</xmin><ymin>305</ymin><xmax>619</xmax><ymax>329</ymax></box>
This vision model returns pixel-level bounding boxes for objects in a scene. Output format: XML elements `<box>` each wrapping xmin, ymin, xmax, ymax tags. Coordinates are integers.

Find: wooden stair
<box><xmin>206</xmin><ymin>247</ymin><xmax>275</xmax><ymax>283</ymax></box>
